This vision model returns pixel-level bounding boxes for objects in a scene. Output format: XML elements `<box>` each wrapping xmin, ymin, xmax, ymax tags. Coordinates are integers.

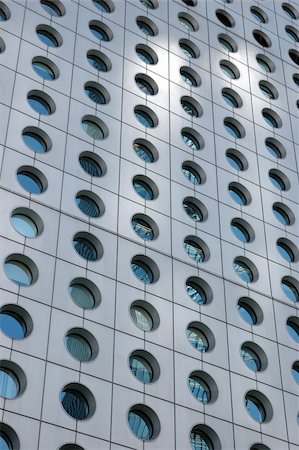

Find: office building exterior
<box><xmin>0</xmin><ymin>0</ymin><xmax>298</xmax><ymax>449</ymax></box>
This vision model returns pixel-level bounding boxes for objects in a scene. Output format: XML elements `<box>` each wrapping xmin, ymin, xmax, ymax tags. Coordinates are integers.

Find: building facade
<box><xmin>0</xmin><ymin>0</ymin><xmax>299</xmax><ymax>449</ymax></box>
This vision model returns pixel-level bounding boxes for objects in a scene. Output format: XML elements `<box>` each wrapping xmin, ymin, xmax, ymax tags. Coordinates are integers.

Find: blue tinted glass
<box><xmin>182</xmin><ymin>166</ymin><xmax>200</xmax><ymax>184</ymax></box>
<box><xmin>76</xmin><ymin>196</ymin><xmax>100</xmax><ymax>218</ymax></box>
<box><xmin>61</xmin><ymin>389</ymin><xmax>89</xmax><ymax>420</ymax></box>
<box><xmin>277</xmin><ymin>243</ymin><xmax>293</xmax><ymax>262</ymax></box>
<box><xmin>0</xmin><ymin>434</ymin><xmax>11</xmax><ymax>450</ymax></box>
<box><xmin>225</xmin><ymin>122</ymin><xmax>240</xmax><ymax>138</ymax></box>
<box><xmin>17</xmin><ymin>172</ymin><xmax>43</xmax><ymax>194</ymax></box>
<box><xmin>85</xmin><ymin>86</ymin><xmax>105</xmax><ymax>104</ymax></box>
<box><xmin>231</xmin><ymin>223</ymin><xmax>249</xmax><ymax>242</ymax></box>
<box><xmin>286</xmin><ymin>319</ymin><xmax>299</xmax><ymax>343</ymax></box>
<box><xmin>135</xmin><ymin>111</ymin><xmax>153</xmax><ymax>127</ymax></box>
<box><xmin>28</xmin><ymin>96</ymin><xmax>51</xmax><ymax>115</ymax></box>
<box><xmin>93</xmin><ymin>0</ymin><xmax>110</xmax><ymax>12</ymax></box>
<box><xmin>32</xmin><ymin>62</ymin><xmax>54</xmax><ymax>80</ymax></box>
<box><xmin>128</xmin><ymin>411</ymin><xmax>152</xmax><ymax>440</ymax></box>
<box><xmin>282</xmin><ymin>280</ymin><xmax>298</xmax><ymax>303</ymax></box>
<box><xmin>23</xmin><ymin>133</ymin><xmax>47</xmax><ymax>153</ymax></box>
<box><xmin>241</xmin><ymin>347</ymin><xmax>261</xmax><ymax>371</ymax></box>
<box><xmin>237</xmin><ymin>303</ymin><xmax>256</xmax><ymax>325</ymax></box>
<box><xmin>234</xmin><ymin>261</ymin><xmax>253</xmax><ymax>282</ymax></box>
<box><xmin>11</xmin><ymin>214</ymin><xmax>38</xmax><ymax>238</ymax></box>
<box><xmin>79</xmin><ymin>156</ymin><xmax>102</xmax><ymax>177</ymax></box>
<box><xmin>65</xmin><ymin>334</ymin><xmax>92</xmax><ymax>361</ymax></box>
<box><xmin>41</xmin><ymin>1</ymin><xmax>61</xmax><ymax>16</ymax></box>
<box><xmin>0</xmin><ymin>369</ymin><xmax>19</xmax><ymax>399</ymax></box>
<box><xmin>182</xmin><ymin>133</ymin><xmax>199</xmax><ymax>150</ymax></box>
<box><xmin>263</xmin><ymin>113</ymin><xmax>277</xmax><ymax>127</ymax></box>
<box><xmin>187</xmin><ymin>328</ymin><xmax>208</xmax><ymax>352</ymax></box>
<box><xmin>292</xmin><ymin>365</ymin><xmax>299</xmax><ymax>383</ymax></box>
<box><xmin>131</xmin><ymin>262</ymin><xmax>153</xmax><ymax>284</ymax></box>
<box><xmin>73</xmin><ymin>238</ymin><xmax>97</xmax><ymax>261</ymax></box>
<box><xmin>223</xmin><ymin>93</ymin><xmax>238</xmax><ymax>107</ymax></box>
<box><xmin>245</xmin><ymin>396</ymin><xmax>265</xmax><ymax>423</ymax></box>
<box><xmin>87</xmin><ymin>55</ymin><xmax>107</xmax><ymax>71</ymax></box>
<box><xmin>269</xmin><ymin>174</ymin><xmax>284</xmax><ymax>190</ymax></box>
<box><xmin>186</xmin><ymin>283</ymin><xmax>206</xmax><ymax>304</ymax></box>
<box><xmin>273</xmin><ymin>206</ymin><xmax>290</xmax><ymax>225</ymax></box>
<box><xmin>129</xmin><ymin>356</ymin><xmax>153</xmax><ymax>383</ymax></box>
<box><xmin>188</xmin><ymin>377</ymin><xmax>210</xmax><ymax>403</ymax></box>
<box><xmin>132</xmin><ymin>218</ymin><xmax>154</xmax><ymax>240</ymax></box>
<box><xmin>82</xmin><ymin>120</ymin><xmax>104</xmax><ymax>139</ymax></box>
<box><xmin>4</xmin><ymin>261</ymin><xmax>32</xmax><ymax>286</ymax></box>
<box><xmin>69</xmin><ymin>283</ymin><xmax>95</xmax><ymax>309</ymax></box>
<box><xmin>184</xmin><ymin>241</ymin><xmax>205</xmax><ymax>262</ymax></box>
<box><xmin>0</xmin><ymin>313</ymin><xmax>25</xmax><ymax>339</ymax></box>
<box><xmin>90</xmin><ymin>26</ymin><xmax>108</xmax><ymax>41</ymax></box>
<box><xmin>133</xmin><ymin>143</ymin><xmax>154</xmax><ymax>162</ymax></box>
<box><xmin>191</xmin><ymin>432</ymin><xmax>211</xmax><ymax>450</ymax></box>
<box><xmin>229</xmin><ymin>187</ymin><xmax>246</xmax><ymax>205</ymax></box>
<box><xmin>183</xmin><ymin>201</ymin><xmax>203</xmax><ymax>222</ymax></box>
<box><xmin>133</xmin><ymin>180</ymin><xmax>153</xmax><ymax>200</ymax></box>
<box><xmin>37</xmin><ymin>30</ymin><xmax>57</xmax><ymax>47</ymax></box>
<box><xmin>137</xmin><ymin>49</ymin><xmax>153</xmax><ymax>64</ymax></box>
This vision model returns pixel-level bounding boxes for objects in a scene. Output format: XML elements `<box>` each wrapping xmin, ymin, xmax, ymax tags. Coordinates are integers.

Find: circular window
<box><xmin>60</xmin><ymin>383</ymin><xmax>95</xmax><ymax>420</ymax></box>
<box><xmin>178</xmin><ymin>12</ymin><xmax>199</xmax><ymax>32</ymax></box>
<box><xmin>250</xmin><ymin>6</ymin><xmax>268</xmax><ymax>23</ymax></box>
<box><xmin>259</xmin><ymin>80</ymin><xmax>278</xmax><ymax>100</ymax></box>
<box><xmin>181</xmin><ymin>127</ymin><xmax>204</xmax><ymax>150</ymax></box>
<box><xmin>253</xmin><ymin>30</ymin><xmax>271</xmax><ymax>48</ymax></box>
<box><xmin>181</xmin><ymin>96</ymin><xmax>202</xmax><ymax>118</ymax></box>
<box><xmin>133</xmin><ymin>139</ymin><xmax>158</xmax><ymax>163</ymax></box>
<box><xmin>32</xmin><ymin>56</ymin><xmax>59</xmax><ymax>80</ymax></box>
<box><xmin>93</xmin><ymin>0</ymin><xmax>114</xmax><ymax>13</ymax></box>
<box><xmin>0</xmin><ymin>2</ymin><xmax>10</xmax><ymax>21</ymax></box>
<box><xmin>131</xmin><ymin>255</ymin><xmax>159</xmax><ymax>284</ymax></box>
<box><xmin>224</xmin><ymin>117</ymin><xmax>245</xmax><ymax>138</ymax></box>
<box><xmin>228</xmin><ymin>182</ymin><xmax>251</xmax><ymax>206</ymax></box>
<box><xmin>226</xmin><ymin>149</ymin><xmax>248</xmax><ymax>171</ymax></box>
<box><xmin>265</xmin><ymin>137</ymin><xmax>286</xmax><ymax>159</ymax></box>
<box><xmin>0</xmin><ymin>304</ymin><xmax>32</xmax><ymax>340</ymax></box>
<box><xmin>81</xmin><ymin>115</ymin><xmax>108</xmax><ymax>140</ymax></box>
<box><xmin>216</xmin><ymin>9</ymin><xmax>235</xmax><ymax>27</ymax></box>
<box><xmin>131</xmin><ymin>214</ymin><xmax>158</xmax><ymax>240</ymax></box>
<box><xmin>286</xmin><ymin>26</ymin><xmax>299</xmax><ymax>42</ymax></box>
<box><xmin>36</xmin><ymin>24</ymin><xmax>62</xmax><ymax>47</ymax></box>
<box><xmin>134</xmin><ymin>105</ymin><xmax>158</xmax><ymax>128</ymax></box>
<box><xmin>136</xmin><ymin>44</ymin><xmax>158</xmax><ymax>65</ymax></box>
<box><xmin>240</xmin><ymin>342</ymin><xmax>266</xmax><ymax>372</ymax></box>
<box><xmin>84</xmin><ymin>81</ymin><xmax>110</xmax><ymax>104</ymax></box>
<box><xmin>139</xmin><ymin>0</ymin><xmax>158</xmax><ymax>9</ymax></box>
<box><xmin>11</xmin><ymin>207</ymin><xmax>43</xmax><ymax>238</ymax></box>
<box><xmin>262</xmin><ymin>108</ymin><xmax>282</xmax><ymax>128</ymax></box>
<box><xmin>79</xmin><ymin>151</ymin><xmax>106</xmax><ymax>177</ymax></box>
<box><xmin>282</xmin><ymin>3</ymin><xmax>298</xmax><ymax>20</ymax></box>
<box><xmin>256</xmin><ymin>54</ymin><xmax>275</xmax><ymax>73</ymax></box>
<box><xmin>89</xmin><ymin>20</ymin><xmax>113</xmax><ymax>42</ymax></box>
<box><xmin>218</xmin><ymin>33</ymin><xmax>238</xmax><ymax>52</ymax></box>
<box><xmin>245</xmin><ymin>391</ymin><xmax>272</xmax><ymax>423</ymax></box>
<box><xmin>190</xmin><ymin>425</ymin><xmax>220</xmax><ymax>450</ymax></box>
<box><xmin>272</xmin><ymin>202</ymin><xmax>294</xmax><ymax>226</ymax></box>
<box><xmin>183</xmin><ymin>197</ymin><xmax>208</xmax><ymax>222</ymax></box>
<box><xmin>269</xmin><ymin>169</ymin><xmax>289</xmax><ymax>191</ymax></box>
<box><xmin>135</xmin><ymin>74</ymin><xmax>158</xmax><ymax>95</ymax></box>
<box><xmin>286</xmin><ymin>317</ymin><xmax>299</xmax><ymax>343</ymax></box>
<box><xmin>222</xmin><ymin>88</ymin><xmax>243</xmax><ymax>108</ymax></box>
<box><xmin>231</xmin><ymin>218</ymin><xmax>254</xmax><ymax>243</ymax></box>
<box><xmin>180</xmin><ymin>66</ymin><xmax>201</xmax><ymax>87</ymax></box>
<box><xmin>179</xmin><ymin>39</ymin><xmax>200</xmax><ymax>58</ymax></box>
<box><xmin>27</xmin><ymin>90</ymin><xmax>55</xmax><ymax>115</ymax></box>
<box><xmin>65</xmin><ymin>328</ymin><xmax>98</xmax><ymax>362</ymax></box>
<box><xmin>0</xmin><ymin>424</ymin><xmax>20</xmax><ymax>450</ymax></box>
<box><xmin>186</xmin><ymin>322</ymin><xmax>215</xmax><ymax>352</ymax></box>
<box><xmin>188</xmin><ymin>371</ymin><xmax>217</xmax><ymax>404</ymax></box>
<box><xmin>72</xmin><ymin>232</ymin><xmax>102</xmax><ymax>262</ymax></box>
<box><xmin>128</xmin><ymin>405</ymin><xmax>160</xmax><ymax>441</ymax></box>
<box><xmin>87</xmin><ymin>49</ymin><xmax>112</xmax><ymax>72</ymax></box>
<box><xmin>130</xmin><ymin>300</ymin><xmax>159</xmax><ymax>331</ymax></box>
<box><xmin>220</xmin><ymin>60</ymin><xmax>240</xmax><ymax>79</ymax></box>
<box><xmin>185</xmin><ymin>277</ymin><xmax>213</xmax><ymax>305</ymax></box>
<box><xmin>41</xmin><ymin>0</ymin><xmax>65</xmax><ymax>16</ymax></box>
<box><xmin>76</xmin><ymin>191</ymin><xmax>104</xmax><ymax>218</ymax></box>
<box><xmin>69</xmin><ymin>278</ymin><xmax>101</xmax><ymax>309</ymax></box>
<box><xmin>234</xmin><ymin>257</ymin><xmax>258</xmax><ymax>283</ymax></box>
<box><xmin>17</xmin><ymin>166</ymin><xmax>47</xmax><ymax>194</ymax></box>
<box><xmin>22</xmin><ymin>126</ymin><xmax>51</xmax><ymax>154</ymax></box>
<box><xmin>133</xmin><ymin>175</ymin><xmax>158</xmax><ymax>200</ymax></box>
<box><xmin>182</xmin><ymin>161</ymin><xmax>206</xmax><ymax>185</ymax></box>
<box><xmin>281</xmin><ymin>276</ymin><xmax>299</xmax><ymax>303</ymax></box>
<box><xmin>129</xmin><ymin>350</ymin><xmax>159</xmax><ymax>384</ymax></box>
<box><xmin>136</xmin><ymin>16</ymin><xmax>158</xmax><ymax>36</ymax></box>
<box><xmin>0</xmin><ymin>361</ymin><xmax>26</xmax><ymax>399</ymax></box>
<box><xmin>184</xmin><ymin>236</ymin><xmax>209</xmax><ymax>263</ymax></box>
<box><xmin>289</xmin><ymin>49</ymin><xmax>299</xmax><ymax>66</ymax></box>
<box><xmin>4</xmin><ymin>254</ymin><xmax>38</xmax><ymax>287</ymax></box>
<box><xmin>237</xmin><ymin>297</ymin><xmax>263</xmax><ymax>325</ymax></box>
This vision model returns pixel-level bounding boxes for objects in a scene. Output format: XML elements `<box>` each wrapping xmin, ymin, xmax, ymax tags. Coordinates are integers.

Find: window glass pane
<box><xmin>79</xmin><ymin>156</ymin><xmax>102</xmax><ymax>177</ymax></box>
<box><xmin>186</xmin><ymin>327</ymin><xmax>208</xmax><ymax>352</ymax></box>
<box><xmin>11</xmin><ymin>214</ymin><xmax>38</xmax><ymax>238</ymax></box>
<box><xmin>281</xmin><ymin>280</ymin><xmax>299</xmax><ymax>303</ymax></box>
<box><xmin>229</xmin><ymin>186</ymin><xmax>246</xmax><ymax>205</ymax></box>
<box><xmin>184</xmin><ymin>240</ymin><xmax>205</xmax><ymax>262</ymax></box>
<box><xmin>76</xmin><ymin>195</ymin><xmax>100</xmax><ymax>218</ymax></box>
<box><xmin>82</xmin><ymin>120</ymin><xmax>104</xmax><ymax>139</ymax></box>
<box><xmin>188</xmin><ymin>376</ymin><xmax>210</xmax><ymax>403</ymax></box>
<box><xmin>85</xmin><ymin>86</ymin><xmax>105</xmax><ymax>104</ymax></box>
<box><xmin>130</xmin><ymin>306</ymin><xmax>153</xmax><ymax>331</ymax></box>
<box><xmin>183</xmin><ymin>201</ymin><xmax>203</xmax><ymax>222</ymax></box>
<box><xmin>129</xmin><ymin>356</ymin><xmax>153</xmax><ymax>383</ymax></box>
<box><xmin>4</xmin><ymin>261</ymin><xmax>32</xmax><ymax>286</ymax></box>
<box><xmin>286</xmin><ymin>319</ymin><xmax>299</xmax><ymax>343</ymax></box>
<box><xmin>90</xmin><ymin>25</ymin><xmax>108</xmax><ymax>41</ymax></box>
<box><xmin>186</xmin><ymin>282</ymin><xmax>206</xmax><ymax>304</ymax></box>
<box><xmin>132</xmin><ymin>218</ymin><xmax>154</xmax><ymax>240</ymax></box>
<box><xmin>234</xmin><ymin>261</ymin><xmax>253</xmax><ymax>282</ymax></box>
<box><xmin>237</xmin><ymin>302</ymin><xmax>257</xmax><ymax>325</ymax></box>
<box><xmin>0</xmin><ymin>369</ymin><xmax>19</xmax><ymax>399</ymax></box>
<box><xmin>87</xmin><ymin>54</ymin><xmax>107</xmax><ymax>71</ymax></box>
<box><xmin>28</xmin><ymin>96</ymin><xmax>51</xmax><ymax>114</ymax></box>
<box><xmin>32</xmin><ymin>61</ymin><xmax>55</xmax><ymax>80</ymax></box>
<box><xmin>133</xmin><ymin>180</ymin><xmax>153</xmax><ymax>200</ymax></box>
<box><xmin>273</xmin><ymin>206</ymin><xmax>290</xmax><ymax>225</ymax></box>
<box><xmin>182</xmin><ymin>133</ymin><xmax>199</xmax><ymax>150</ymax></box>
<box><xmin>182</xmin><ymin>165</ymin><xmax>201</xmax><ymax>185</ymax></box>
<box><xmin>61</xmin><ymin>389</ymin><xmax>89</xmax><ymax>420</ymax></box>
<box><xmin>65</xmin><ymin>334</ymin><xmax>92</xmax><ymax>361</ymax></box>
<box><xmin>277</xmin><ymin>242</ymin><xmax>294</xmax><ymax>262</ymax></box>
<box><xmin>17</xmin><ymin>171</ymin><xmax>43</xmax><ymax>194</ymax></box>
<box><xmin>135</xmin><ymin>111</ymin><xmax>154</xmax><ymax>127</ymax></box>
<box><xmin>73</xmin><ymin>238</ymin><xmax>98</xmax><ymax>261</ymax></box>
<box><xmin>23</xmin><ymin>132</ymin><xmax>47</xmax><ymax>154</ymax></box>
<box><xmin>131</xmin><ymin>262</ymin><xmax>153</xmax><ymax>284</ymax></box>
<box><xmin>231</xmin><ymin>222</ymin><xmax>250</xmax><ymax>242</ymax></box>
<box><xmin>0</xmin><ymin>434</ymin><xmax>12</xmax><ymax>450</ymax></box>
<box><xmin>191</xmin><ymin>432</ymin><xmax>211</xmax><ymax>450</ymax></box>
<box><xmin>69</xmin><ymin>283</ymin><xmax>95</xmax><ymax>309</ymax></box>
<box><xmin>0</xmin><ymin>312</ymin><xmax>26</xmax><ymax>339</ymax></box>
<box><xmin>245</xmin><ymin>396</ymin><xmax>265</xmax><ymax>423</ymax></box>
<box><xmin>128</xmin><ymin>411</ymin><xmax>152</xmax><ymax>440</ymax></box>
<box><xmin>133</xmin><ymin>142</ymin><xmax>154</xmax><ymax>162</ymax></box>
<box><xmin>37</xmin><ymin>29</ymin><xmax>58</xmax><ymax>47</ymax></box>
<box><xmin>93</xmin><ymin>0</ymin><xmax>111</xmax><ymax>12</ymax></box>
<box><xmin>241</xmin><ymin>346</ymin><xmax>261</xmax><ymax>371</ymax></box>
<box><xmin>136</xmin><ymin>49</ymin><xmax>154</xmax><ymax>64</ymax></box>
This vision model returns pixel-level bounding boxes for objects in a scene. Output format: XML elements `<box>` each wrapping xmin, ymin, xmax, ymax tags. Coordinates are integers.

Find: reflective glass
<box><xmin>263</xmin><ymin>113</ymin><xmax>278</xmax><ymax>128</ymax></box>
<box><xmin>87</xmin><ymin>54</ymin><xmax>107</xmax><ymax>71</ymax></box>
<box><xmin>245</xmin><ymin>396</ymin><xmax>265</xmax><ymax>423</ymax></box>
<box><xmin>61</xmin><ymin>389</ymin><xmax>89</xmax><ymax>420</ymax></box>
<box><xmin>41</xmin><ymin>1</ymin><xmax>62</xmax><ymax>16</ymax></box>
<box><xmin>133</xmin><ymin>180</ymin><xmax>153</xmax><ymax>200</ymax></box>
<box><xmin>4</xmin><ymin>261</ymin><xmax>32</xmax><ymax>286</ymax></box>
<box><xmin>260</xmin><ymin>84</ymin><xmax>274</xmax><ymax>99</ymax></box>
<box><xmin>266</xmin><ymin>142</ymin><xmax>281</xmax><ymax>158</ymax></box>
<box><xmin>0</xmin><ymin>369</ymin><xmax>19</xmax><ymax>399</ymax></box>
<box><xmin>186</xmin><ymin>327</ymin><xmax>208</xmax><ymax>352</ymax></box>
<box><xmin>282</xmin><ymin>4</ymin><xmax>297</xmax><ymax>19</ymax></box>
<box><xmin>231</xmin><ymin>221</ymin><xmax>250</xmax><ymax>243</ymax></box>
<box><xmin>128</xmin><ymin>411</ymin><xmax>152</xmax><ymax>440</ymax></box>
<box><xmin>136</xmin><ymin>49</ymin><xmax>154</xmax><ymax>64</ymax></box>
<box><xmin>184</xmin><ymin>240</ymin><xmax>205</xmax><ymax>262</ymax></box>
<box><xmin>93</xmin><ymin>0</ymin><xmax>111</xmax><ymax>12</ymax></box>
<box><xmin>237</xmin><ymin>302</ymin><xmax>257</xmax><ymax>325</ymax></box>
<box><xmin>90</xmin><ymin>25</ymin><xmax>109</xmax><ymax>41</ymax></box>
<box><xmin>73</xmin><ymin>238</ymin><xmax>98</xmax><ymax>261</ymax></box>
<box><xmin>292</xmin><ymin>364</ymin><xmax>299</xmax><ymax>383</ymax></box>
<box><xmin>286</xmin><ymin>28</ymin><xmax>299</xmax><ymax>42</ymax></box>
<box><xmin>69</xmin><ymin>283</ymin><xmax>95</xmax><ymax>309</ymax></box>
<box><xmin>241</xmin><ymin>346</ymin><xmax>261</xmax><ymax>371</ymax></box>
<box><xmin>129</xmin><ymin>356</ymin><xmax>153</xmax><ymax>383</ymax></box>
<box><xmin>0</xmin><ymin>312</ymin><xmax>26</xmax><ymax>339</ymax></box>
<box><xmin>224</xmin><ymin>122</ymin><xmax>241</xmax><ymax>138</ymax></box>
<box><xmin>269</xmin><ymin>173</ymin><xmax>285</xmax><ymax>190</ymax></box>
<box><xmin>17</xmin><ymin>171</ymin><xmax>43</xmax><ymax>194</ymax></box>
<box><xmin>277</xmin><ymin>242</ymin><xmax>294</xmax><ymax>262</ymax></box>
<box><xmin>32</xmin><ymin>61</ymin><xmax>55</xmax><ymax>80</ymax></box>
<box><xmin>82</xmin><ymin>120</ymin><xmax>104</xmax><ymax>139</ymax></box>
<box><xmin>229</xmin><ymin>186</ymin><xmax>247</xmax><ymax>205</ymax></box>
<box><xmin>191</xmin><ymin>431</ymin><xmax>211</xmax><ymax>450</ymax></box>
<box><xmin>0</xmin><ymin>8</ymin><xmax>8</xmax><ymax>21</ymax></box>
<box><xmin>130</xmin><ymin>306</ymin><xmax>153</xmax><ymax>331</ymax></box>
<box><xmin>186</xmin><ymin>282</ymin><xmax>206</xmax><ymax>304</ymax></box>
<box><xmin>220</xmin><ymin>63</ymin><xmax>236</xmax><ymax>79</ymax></box>
<box><xmin>281</xmin><ymin>280</ymin><xmax>299</xmax><ymax>303</ymax></box>
<box><xmin>23</xmin><ymin>132</ymin><xmax>47</xmax><ymax>154</ymax></box>
<box><xmin>182</xmin><ymin>100</ymin><xmax>198</xmax><ymax>117</ymax></box>
<box><xmin>286</xmin><ymin>319</ymin><xmax>299</xmax><ymax>343</ymax></box>
<box><xmin>135</xmin><ymin>111</ymin><xmax>154</xmax><ymax>127</ymax></box>
<box><xmin>136</xmin><ymin>79</ymin><xmax>154</xmax><ymax>95</ymax></box>
<box><xmin>219</xmin><ymin>37</ymin><xmax>234</xmax><ymax>51</ymax></box>
<box><xmin>251</xmin><ymin>9</ymin><xmax>266</xmax><ymax>23</ymax></box>
<box><xmin>36</xmin><ymin>29</ymin><xmax>58</xmax><ymax>47</ymax></box>
<box><xmin>140</xmin><ymin>0</ymin><xmax>154</xmax><ymax>8</ymax></box>
<box><xmin>132</xmin><ymin>218</ymin><xmax>154</xmax><ymax>240</ymax></box>
<box><xmin>85</xmin><ymin>86</ymin><xmax>105</xmax><ymax>104</ymax></box>
<box><xmin>180</xmin><ymin>70</ymin><xmax>197</xmax><ymax>86</ymax></box>
<box><xmin>183</xmin><ymin>200</ymin><xmax>203</xmax><ymax>222</ymax></box>
<box><xmin>188</xmin><ymin>376</ymin><xmax>210</xmax><ymax>403</ymax></box>
<box><xmin>234</xmin><ymin>261</ymin><xmax>253</xmax><ymax>282</ymax></box>
<box><xmin>76</xmin><ymin>195</ymin><xmax>100</xmax><ymax>218</ymax></box>
<box><xmin>182</xmin><ymin>133</ymin><xmax>199</xmax><ymax>150</ymax></box>
<box><xmin>133</xmin><ymin>143</ymin><xmax>154</xmax><ymax>162</ymax></box>
<box><xmin>131</xmin><ymin>262</ymin><xmax>153</xmax><ymax>284</ymax></box>
<box><xmin>79</xmin><ymin>156</ymin><xmax>102</xmax><ymax>177</ymax></box>
<box><xmin>11</xmin><ymin>214</ymin><xmax>38</xmax><ymax>238</ymax></box>
<box><xmin>223</xmin><ymin>92</ymin><xmax>238</xmax><ymax>107</ymax></box>
<box><xmin>28</xmin><ymin>95</ymin><xmax>51</xmax><ymax>114</ymax></box>
<box><xmin>226</xmin><ymin>153</ymin><xmax>243</xmax><ymax>170</ymax></box>
<box><xmin>180</xmin><ymin>44</ymin><xmax>196</xmax><ymax>58</ymax></box>
<box><xmin>273</xmin><ymin>205</ymin><xmax>290</xmax><ymax>225</ymax></box>
<box><xmin>137</xmin><ymin>20</ymin><xmax>154</xmax><ymax>36</ymax></box>
<box><xmin>0</xmin><ymin>433</ymin><xmax>12</xmax><ymax>450</ymax></box>
<box><xmin>65</xmin><ymin>334</ymin><xmax>92</xmax><ymax>361</ymax></box>
<box><xmin>179</xmin><ymin>17</ymin><xmax>194</xmax><ymax>31</ymax></box>
<box><xmin>257</xmin><ymin>57</ymin><xmax>271</xmax><ymax>72</ymax></box>
<box><xmin>182</xmin><ymin>164</ymin><xmax>201</xmax><ymax>185</ymax></box>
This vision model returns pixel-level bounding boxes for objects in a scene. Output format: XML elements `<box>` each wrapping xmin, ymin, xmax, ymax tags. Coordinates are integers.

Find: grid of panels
<box><xmin>0</xmin><ymin>0</ymin><xmax>298</xmax><ymax>449</ymax></box>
